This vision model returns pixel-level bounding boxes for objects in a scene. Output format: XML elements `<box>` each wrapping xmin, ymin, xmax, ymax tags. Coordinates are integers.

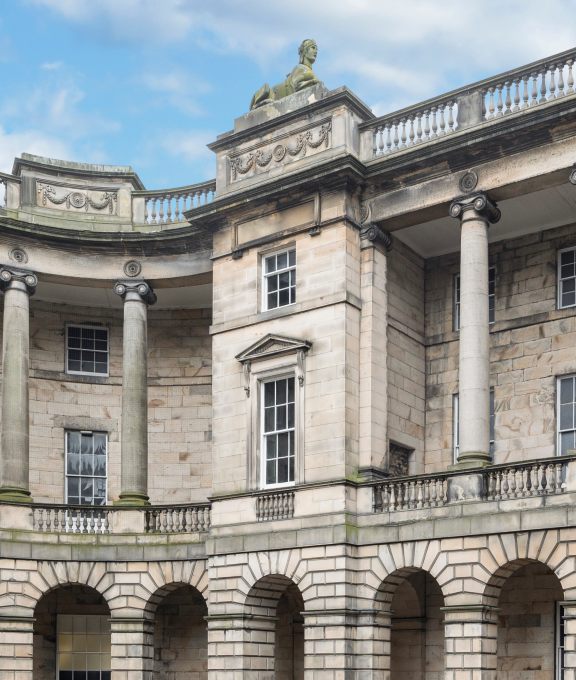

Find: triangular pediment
<box><xmin>235</xmin><ymin>333</ymin><xmax>312</xmax><ymax>363</ymax></box>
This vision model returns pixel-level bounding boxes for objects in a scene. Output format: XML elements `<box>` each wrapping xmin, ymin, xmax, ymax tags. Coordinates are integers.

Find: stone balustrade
<box><xmin>5</xmin><ymin>502</ymin><xmax>212</xmax><ymax>534</ymax></box>
<box><xmin>132</xmin><ymin>180</ymin><xmax>216</xmax><ymax>226</ymax></box>
<box><xmin>372</xmin><ymin>455</ymin><xmax>574</xmax><ymax>514</ymax></box>
<box><xmin>0</xmin><ymin>172</ymin><xmax>18</xmax><ymax>210</ymax></box>
<box><xmin>255</xmin><ymin>490</ymin><xmax>295</xmax><ymax>521</ymax></box>
<box><xmin>361</xmin><ymin>46</ymin><xmax>576</xmax><ymax>160</ymax></box>
<box><xmin>144</xmin><ymin>503</ymin><xmax>211</xmax><ymax>533</ymax></box>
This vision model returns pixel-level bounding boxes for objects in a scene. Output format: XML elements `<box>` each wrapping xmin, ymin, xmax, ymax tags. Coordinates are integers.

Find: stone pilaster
<box><xmin>110</xmin><ymin>617</ymin><xmax>155</xmax><ymax>680</ymax></box>
<box><xmin>442</xmin><ymin>605</ymin><xmax>499</xmax><ymax>680</ymax></box>
<box><xmin>449</xmin><ymin>192</ymin><xmax>500</xmax><ymax>469</ymax></box>
<box><xmin>0</xmin><ymin>615</ymin><xmax>34</xmax><ymax>680</ymax></box>
<box><xmin>0</xmin><ymin>267</ymin><xmax>37</xmax><ymax>503</ymax></box>
<box><xmin>562</xmin><ymin>602</ymin><xmax>576</xmax><ymax>680</ymax></box>
<box><xmin>303</xmin><ymin>609</ymin><xmax>390</xmax><ymax>680</ymax></box>
<box><xmin>358</xmin><ymin>224</ymin><xmax>393</xmax><ymax>480</ymax></box>
<box><xmin>206</xmin><ymin>614</ymin><xmax>276</xmax><ymax>680</ymax></box>
<box><xmin>113</xmin><ymin>280</ymin><xmax>156</xmax><ymax>506</ymax></box>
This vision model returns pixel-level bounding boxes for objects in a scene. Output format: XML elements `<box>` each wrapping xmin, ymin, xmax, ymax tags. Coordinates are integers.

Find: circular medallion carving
<box><xmin>459</xmin><ymin>170</ymin><xmax>478</xmax><ymax>193</ymax></box>
<box><xmin>272</xmin><ymin>144</ymin><xmax>286</xmax><ymax>162</ymax></box>
<box><xmin>69</xmin><ymin>192</ymin><xmax>86</xmax><ymax>208</ymax></box>
<box><xmin>0</xmin><ymin>270</ymin><xmax>12</xmax><ymax>282</ymax></box>
<box><xmin>124</xmin><ymin>260</ymin><xmax>142</xmax><ymax>277</ymax></box>
<box><xmin>9</xmin><ymin>247</ymin><xmax>28</xmax><ymax>264</ymax></box>
<box><xmin>137</xmin><ymin>284</ymin><xmax>148</xmax><ymax>296</ymax></box>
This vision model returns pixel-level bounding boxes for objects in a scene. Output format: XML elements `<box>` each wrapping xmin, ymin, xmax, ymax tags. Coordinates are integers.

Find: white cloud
<box><xmin>138</xmin><ymin>70</ymin><xmax>211</xmax><ymax>116</ymax></box>
<box><xmin>0</xmin><ymin>125</ymin><xmax>72</xmax><ymax>173</ymax></box>
<box><xmin>41</xmin><ymin>61</ymin><xmax>63</xmax><ymax>69</ymax></box>
<box><xmin>25</xmin><ymin>0</ymin><xmax>576</xmax><ymax>114</ymax></box>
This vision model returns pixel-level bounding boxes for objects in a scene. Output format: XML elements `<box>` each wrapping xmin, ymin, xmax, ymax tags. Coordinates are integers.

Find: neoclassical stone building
<box><xmin>2</xmin><ymin>44</ymin><xmax>576</xmax><ymax>680</ymax></box>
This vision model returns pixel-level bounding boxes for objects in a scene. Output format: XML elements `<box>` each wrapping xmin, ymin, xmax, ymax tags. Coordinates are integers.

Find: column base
<box><xmin>114</xmin><ymin>492</ymin><xmax>150</xmax><ymax>507</ymax></box>
<box><xmin>0</xmin><ymin>486</ymin><xmax>33</xmax><ymax>504</ymax></box>
<box><xmin>448</xmin><ymin>453</ymin><xmax>492</xmax><ymax>470</ymax></box>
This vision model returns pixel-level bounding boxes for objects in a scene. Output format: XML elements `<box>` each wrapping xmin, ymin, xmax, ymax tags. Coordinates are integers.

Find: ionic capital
<box><xmin>0</xmin><ymin>267</ymin><xmax>38</xmax><ymax>296</ymax></box>
<box><xmin>449</xmin><ymin>191</ymin><xmax>501</xmax><ymax>225</ymax></box>
<box><xmin>360</xmin><ymin>223</ymin><xmax>394</xmax><ymax>251</ymax></box>
<box><xmin>113</xmin><ymin>280</ymin><xmax>157</xmax><ymax>305</ymax></box>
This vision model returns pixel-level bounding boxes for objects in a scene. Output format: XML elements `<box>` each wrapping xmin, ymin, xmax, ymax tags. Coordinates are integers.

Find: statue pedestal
<box><xmin>234</xmin><ymin>83</ymin><xmax>330</xmax><ymax>133</ymax></box>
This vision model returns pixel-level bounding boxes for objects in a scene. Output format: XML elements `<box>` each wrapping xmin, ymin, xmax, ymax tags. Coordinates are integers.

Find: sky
<box><xmin>1</xmin><ymin>0</ymin><xmax>576</xmax><ymax>190</ymax></box>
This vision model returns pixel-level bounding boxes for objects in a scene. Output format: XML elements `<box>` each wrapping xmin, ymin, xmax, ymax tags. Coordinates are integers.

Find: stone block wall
<box><xmin>424</xmin><ymin>222</ymin><xmax>576</xmax><ymax>472</ymax></box>
<box><xmin>387</xmin><ymin>240</ymin><xmax>426</xmax><ymax>473</ymax></box>
<box><xmin>0</xmin><ymin>299</ymin><xmax>212</xmax><ymax>504</ymax></box>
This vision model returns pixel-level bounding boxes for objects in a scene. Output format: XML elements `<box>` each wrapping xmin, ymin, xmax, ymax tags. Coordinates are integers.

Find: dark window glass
<box><xmin>66</xmin><ymin>432</ymin><xmax>107</xmax><ymax>505</ymax></box>
<box><xmin>559</xmin><ymin>377</ymin><xmax>576</xmax><ymax>455</ymax></box>
<box><xmin>67</xmin><ymin>327</ymin><xmax>109</xmax><ymax>375</ymax></box>
<box><xmin>264</xmin><ymin>251</ymin><xmax>296</xmax><ymax>310</ymax></box>
<box><xmin>263</xmin><ymin>377</ymin><xmax>296</xmax><ymax>486</ymax></box>
<box><xmin>560</xmin><ymin>249</ymin><xmax>576</xmax><ymax>309</ymax></box>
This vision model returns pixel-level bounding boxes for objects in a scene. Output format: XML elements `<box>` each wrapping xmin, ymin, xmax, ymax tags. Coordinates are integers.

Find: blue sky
<box><xmin>2</xmin><ymin>0</ymin><xmax>576</xmax><ymax>190</ymax></box>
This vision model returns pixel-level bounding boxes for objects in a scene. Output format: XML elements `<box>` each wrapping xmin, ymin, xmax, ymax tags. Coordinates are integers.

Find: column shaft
<box><xmin>114</xmin><ymin>281</ymin><xmax>156</xmax><ymax>506</ymax></box>
<box><xmin>449</xmin><ymin>193</ymin><xmax>500</xmax><ymax>469</ymax></box>
<box><xmin>0</xmin><ymin>269</ymin><xmax>37</xmax><ymax>503</ymax></box>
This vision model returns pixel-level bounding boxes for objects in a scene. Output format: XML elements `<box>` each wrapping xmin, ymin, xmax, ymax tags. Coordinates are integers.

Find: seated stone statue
<box><xmin>250</xmin><ymin>39</ymin><xmax>322</xmax><ymax>111</ymax></box>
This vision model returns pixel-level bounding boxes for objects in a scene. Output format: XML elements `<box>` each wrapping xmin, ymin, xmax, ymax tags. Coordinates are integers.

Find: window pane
<box><xmin>266</xmin><ymin>459</ymin><xmax>276</xmax><ymax>485</ymax></box>
<box><xmin>68</xmin><ymin>327</ymin><xmax>81</xmax><ymax>338</ymax></box>
<box><xmin>94</xmin><ymin>456</ymin><xmax>106</xmax><ymax>477</ymax></box>
<box><xmin>67</xmin><ymin>455</ymin><xmax>80</xmax><ymax>476</ymax></box>
<box><xmin>289</xmin><ymin>456</ymin><xmax>295</xmax><ymax>482</ymax></box>
<box><xmin>95</xmin><ymin>340</ymin><xmax>107</xmax><ymax>351</ymax></box>
<box><xmin>81</xmin><ymin>328</ymin><xmax>94</xmax><ymax>339</ymax></box>
<box><xmin>276</xmin><ymin>405</ymin><xmax>286</xmax><ymax>430</ymax></box>
<box><xmin>561</xmin><ymin>431</ymin><xmax>575</xmax><ymax>456</ymax></box>
<box><xmin>267</xmin><ymin>292</ymin><xmax>277</xmax><ymax>310</ymax></box>
<box><xmin>95</xmin><ymin>363</ymin><xmax>107</xmax><ymax>374</ymax></box>
<box><xmin>266</xmin><ymin>435</ymin><xmax>276</xmax><ymax>460</ymax></box>
<box><xmin>288</xmin><ymin>404</ymin><xmax>295</xmax><ymax>429</ymax></box>
<box><xmin>289</xmin><ymin>250</ymin><xmax>296</xmax><ymax>267</ymax></box>
<box><xmin>264</xmin><ymin>407</ymin><xmax>275</xmax><ymax>433</ymax></box>
<box><xmin>94</xmin><ymin>435</ymin><xmax>106</xmax><ymax>455</ymax></box>
<box><xmin>288</xmin><ymin>377</ymin><xmax>295</xmax><ymax>402</ymax></box>
<box><xmin>81</xmin><ymin>478</ymin><xmax>93</xmax><ymax>498</ymax></box>
<box><xmin>561</xmin><ymin>378</ymin><xmax>574</xmax><ymax>405</ymax></box>
<box><xmin>68</xmin><ymin>337</ymin><xmax>81</xmax><ymax>349</ymax></box>
<box><xmin>562</xmin><ymin>250</ymin><xmax>575</xmax><ymax>266</ymax></box>
<box><xmin>81</xmin><ymin>456</ymin><xmax>93</xmax><ymax>476</ymax></box>
<box><xmin>264</xmin><ymin>382</ymin><xmax>275</xmax><ymax>407</ymax></box>
<box><xmin>68</xmin><ymin>360</ymin><xmax>81</xmax><ymax>372</ymax></box>
<box><xmin>81</xmin><ymin>435</ymin><xmax>92</xmax><ymax>455</ymax></box>
<box><xmin>276</xmin><ymin>379</ymin><xmax>286</xmax><ymax>404</ymax></box>
<box><xmin>277</xmin><ymin>252</ymin><xmax>287</xmax><ymax>269</ymax></box>
<box><xmin>68</xmin><ymin>432</ymin><xmax>81</xmax><ymax>454</ymax></box>
<box><xmin>278</xmin><ymin>432</ymin><xmax>289</xmax><ymax>457</ymax></box>
<box><xmin>69</xmin><ymin>350</ymin><xmax>81</xmax><ymax>361</ymax></box>
<box><xmin>59</xmin><ymin>634</ymin><xmax>73</xmax><ymax>652</ymax></box>
<box><xmin>268</xmin><ymin>275</ymin><xmax>278</xmax><ymax>292</ymax></box>
<box><xmin>279</xmin><ymin>288</ymin><xmax>289</xmax><ymax>306</ymax></box>
<box><xmin>59</xmin><ymin>655</ymin><xmax>73</xmax><ymax>671</ymax></box>
<box><xmin>94</xmin><ymin>329</ymin><xmax>107</xmax><ymax>341</ymax></box>
<box><xmin>278</xmin><ymin>271</ymin><xmax>289</xmax><ymax>288</ymax></box>
<box><xmin>561</xmin><ymin>404</ymin><xmax>573</xmax><ymax>431</ymax></box>
<box><xmin>265</xmin><ymin>255</ymin><xmax>276</xmax><ymax>273</ymax></box>
<box><xmin>94</xmin><ymin>479</ymin><xmax>106</xmax><ymax>497</ymax></box>
<box><xmin>278</xmin><ymin>456</ymin><xmax>288</xmax><ymax>483</ymax></box>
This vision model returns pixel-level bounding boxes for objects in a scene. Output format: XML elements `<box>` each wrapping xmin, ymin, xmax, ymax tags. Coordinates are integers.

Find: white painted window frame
<box><xmin>246</xmin><ymin>355</ymin><xmax>305</xmax><ymax>491</ymax></box>
<box><xmin>557</xmin><ymin>374</ymin><xmax>576</xmax><ymax>456</ymax></box>
<box><xmin>558</xmin><ymin>246</ymin><xmax>576</xmax><ymax>310</ymax></box>
<box><xmin>56</xmin><ymin>614</ymin><xmax>112</xmax><ymax>680</ymax></box>
<box><xmin>260</xmin><ymin>375</ymin><xmax>297</xmax><ymax>490</ymax></box>
<box><xmin>454</xmin><ymin>267</ymin><xmax>495</xmax><ymax>332</ymax></box>
<box><xmin>453</xmin><ymin>390</ymin><xmax>495</xmax><ymax>464</ymax></box>
<box><xmin>261</xmin><ymin>247</ymin><xmax>296</xmax><ymax>313</ymax></box>
<box><xmin>65</xmin><ymin>431</ymin><xmax>108</xmax><ymax>505</ymax></box>
<box><xmin>65</xmin><ymin>324</ymin><xmax>110</xmax><ymax>377</ymax></box>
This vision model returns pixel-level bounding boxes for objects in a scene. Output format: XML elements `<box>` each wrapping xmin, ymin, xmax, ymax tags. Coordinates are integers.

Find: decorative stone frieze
<box><xmin>37</xmin><ymin>182</ymin><xmax>117</xmax><ymax>213</ymax></box>
<box><xmin>228</xmin><ymin>120</ymin><xmax>331</xmax><ymax>181</ymax></box>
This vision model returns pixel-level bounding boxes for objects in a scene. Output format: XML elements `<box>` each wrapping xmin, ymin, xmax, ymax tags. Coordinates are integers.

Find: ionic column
<box><xmin>449</xmin><ymin>192</ymin><xmax>500</xmax><ymax>469</ymax></box>
<box><xmin>358</xmin><ymin>224</ymin><xmax>393</xmax><ymax>480</ymax></box>
<box><xmin>113</xmin><ymin>280</ymin><xmax>156</xmax><ymax>506</ymax></box>
<box><xmin>0</xmin><ymin>267</ymin><xmax>37</xmax><ymax>503</ymax></box>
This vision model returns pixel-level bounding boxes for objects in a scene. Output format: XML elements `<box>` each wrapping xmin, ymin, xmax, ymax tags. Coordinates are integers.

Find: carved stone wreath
<box><xmin>229</xmin><ymin>122</ymin><xmax>332</xmax><ymax>180</ymax></box>
<box><xmin>38</xmin><ymin>184</ymin><xmax>117</xmax><ymax>213</ymax></box>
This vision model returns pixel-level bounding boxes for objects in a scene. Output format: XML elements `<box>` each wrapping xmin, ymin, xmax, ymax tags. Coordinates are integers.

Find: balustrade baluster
<box><xmin>547</xmin><ymin>464</ymin><xmax>555</xmax><ymax>493</ymax></box>
<box><xmin>502</xmin><ymin>469</ymin><xmax>510</xmax><ymax>498</ymax></box>
<box><xmin>496</xmin><ymin>85</ymin><xmax>504</xmax><ymax>117</ymax></box>
<box><xmin>556</xmin><ymin>462</ymin><xmax>563</xmax><ymax>492</ymax></box>
<box><xmin>150</xmin><ymin>198</ymin><xmax>157</xmax><ymax>225</ymax></box>
<box><xmin>372</xmin><ymin>128</ymin><xmax>378</xmax><ymax>157</ymax></box>
<box><xmin>415</xmin><ymin>114</ymin><xmax>423</xmax><ymax>143</ymax></box>
<box><xmin>517</xmin><ymin>468</ymin><xmax>525</xmax><ymax>498</ymax></box>
<box><xmin>531</xmin><ymin>73</ymin><xmax>539</xmax><ymax>106</ymax></box>
<box><xmin>380</xmin><ymin>485</ymin><xmax>388</xmax><ymax>513</ymax></box>
<box><xmin>191</xmin><ymin>507</ymin><xmax>198</xmax><ymax>531</ymax></box>
<box><xmin>392</xmin><ymin>121</ymin><xmax>400</xmax><ymax>152</ymax></box>
<box><xmin>430</xmin><ymin>479</ymin><xmax>437</xmax><ymax>506</ymax></box>
<box><xmin>399</xmin><ymin>119</ymin><xmax>407</xmax><ymax>150</ymax></box>
<box><xmin>159</xmin><ymin>197</ymin><xmax>166</xmax><ymax>225</ymax></box>
<box><xmin>512</xmin><ymin>79</ymin><xmax>521</xmax><ymax>112</ymax></box>
<box><xmin>288</xmin><ymin>494</ymin><xmax>293</xmax><ymax>518</ymax></box>
<box><xmin>384</xmin><ymin>124</ymin><xmax>392</xmax><ymax>154</ymax></box>
<box><xmin>539</xmin><ymin>68</ymin><xmax>548</xmax><ymax>103</ymax></box>
<box><xmin>447</xmin><ymin>102</ymin><xmax>455</xmax><ymax>133</ymax></box>
<box><xmin>568</xmin><ymin>60</ymin><xmax>575</xmax><ymax>94</ymax></box>
<box><xmin>408</xmin><ymin>116</ymin><xmax>415</xmax><ymax>146</ymax></box>
<box><xmin>403</xmin><ymin>482</ymin><xmax>409</xmax><ymax>510</ymax></box>
<box><xmin>537</xmin><ymin>464</ymin><xmax>546</xmax><ymax>494</ymax></box>
<box><xmin>424</xmin><ymin>479</ymin><xmax>430</xmax><ymax>508</ymax></box>
<box><xmin>430</xmin><ymin>107</ymin><xmax>438</xmax><ymax>138</ymax></box>
<box><xmin>389</xmin><ymin>484</ymin><xmax>396</xmax><ymax>512</ymax></box>
<box><xmin>510</xmin><ymin>469</ymin><xmax>517</xmax><ymax>498</ymax></box>
<box><xmin>522</xmin><ymin>75</ymin><xmax>530</xmax><ymax>108</ymax></box>
<box><xmin>487</xmin><ymin>88</ymin><xmax>496</xmax><ymax>119</ymax></box>
<box><xmin>437</xmin><ymin>105</ymin><xmax>446</xmax><ymax>136</ymax></box>
<box><xmin>504</xmin><ymin>82</ymin><xmax>512</xmax><ymax>115</ymax></box>
<box><xmin>549</xmin><ymin>65</ymin><xmax>557</xmax><ymax>100</ymax></box>
<box><xmin>416</xmin><ymin>480</ymin><xmax>423</xmax><ymax>509</ymax></box>
<box><xmin>423</xmin><ymin>110</ymin><xmax>431</xmax><ymax>140</ymax></box>
<box><xmin>558</xmin><ymin>64</ymin><xmax>566</xmax><ymax>97</ymax></box>
<box><xmin>166</xmin><ymin>196</ymin><xmax>173</xmax><ymax>224</ymax></box>
<box><xmin>408</xmin><ymin>481</ymin><xmax>415</xmax><ymax>508</ymax></box>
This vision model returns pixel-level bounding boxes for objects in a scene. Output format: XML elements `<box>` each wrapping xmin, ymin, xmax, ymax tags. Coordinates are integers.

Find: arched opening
<box><xmin>382</xmin><ymin>569</ymin><xmax>444</xmax><ymax>680</ymax></box>
<box><xmin>494</xmin><ymin>560</ymin><xmax>563</xmax><ymax>680</ymax></box>
<box><xmin>152</xmin><ymin>584</ymin><xmax>208</xmax><ymax>680</ymax></box>
<box><xmin>33</xmin><ymin>584</ymin><xmax>111</xmax><ymax>680</ymax></box>
<box><xmin>245</xmin><ymin>575</ymin><xmax>304</xmax><ymax>680</ymax></box>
